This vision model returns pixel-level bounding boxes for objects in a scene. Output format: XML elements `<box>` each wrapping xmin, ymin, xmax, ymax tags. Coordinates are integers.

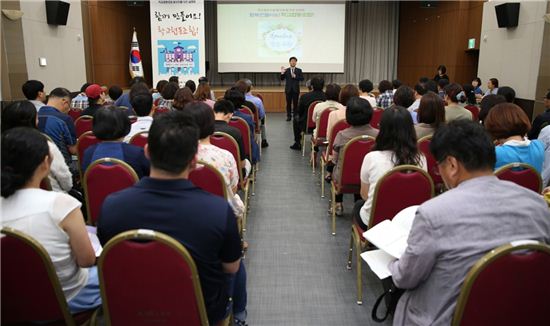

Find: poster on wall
<box><xmin>149</xmin><ymin>0</ymin><xmax>205</xmax><ymax>87</ymax></box>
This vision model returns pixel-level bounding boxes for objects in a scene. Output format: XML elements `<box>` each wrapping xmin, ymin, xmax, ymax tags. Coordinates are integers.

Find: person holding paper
<box><xmin>388</xmin><ymin>120</ymin><xmax>550</xmax><ymax>326</ymax></box>
<box><xmin>280</xmin><ymin>56</ymin><xmax>304</xmax><ymax>121</ymax></box>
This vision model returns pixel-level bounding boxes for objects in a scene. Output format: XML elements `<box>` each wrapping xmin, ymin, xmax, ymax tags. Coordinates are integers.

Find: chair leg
<box><xmin>356</xmin><ymin>243</ymin><xmax>363</xmax><ymax>305</ymax></box>
<box><xmin>347</xmin><ymin>227</ymin><xmax>354</xmax><ymax>270</ymax></box>
<box><xmin>331</xmin><ymin>183</ymin><xmax>336</xmax><ymax>236</ymax></box>
<box><xmin>301</xmin><ymin>133</ymin><xmax>305</xmax><ymax>156</ymax></box>
<box><xmin>321</xmin><ymin>161</ymin><xmax>325</xmax><ymax>198</ymax></box>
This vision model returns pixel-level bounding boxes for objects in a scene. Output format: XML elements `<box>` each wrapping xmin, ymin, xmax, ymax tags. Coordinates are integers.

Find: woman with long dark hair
<box><xmin>1</xmin><ymin>127</ymin><xmax>101</xmax><ymax>314</ymax></box>
<box><xmin>352</xmin><ymin>106</ymin><xmax>427</xmax><ymax>230</ymax></box>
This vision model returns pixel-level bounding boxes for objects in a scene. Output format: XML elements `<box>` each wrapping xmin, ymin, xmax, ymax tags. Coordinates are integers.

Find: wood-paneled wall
<box><xmin>83</xmin><ymin>0</ymin><xmax>152</xmax><ymax>88</ymax></box>
<box><xmin>397</xmin><ymin>1</ymin><xmax>483</xmax><ymax>87</ymax></box>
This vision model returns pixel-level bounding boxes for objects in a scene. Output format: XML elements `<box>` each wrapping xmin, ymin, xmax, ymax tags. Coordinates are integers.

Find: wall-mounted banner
<box><xmin>150</xmin><ymin>0</ymin><xmax>205</xmax><ymax>86</ymax></box>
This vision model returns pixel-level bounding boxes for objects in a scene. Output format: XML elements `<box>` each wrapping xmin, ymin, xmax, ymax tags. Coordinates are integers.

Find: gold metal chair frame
<box><xmin>346</xmin><ymin>165</ymin><xmax>434</xmax><ymax>305</ymax></box>
<box><xmin>76</xmin><ymin>130</ymin><xmax>97</xmax><ymax>180</ymax></box>
<box><xmin>82</xmin><ymin>157</ymin><xmax>139</xmax><ymax>225</ymax></box>
<box><xmin>451</xmin><ymin>241</ymin><xmax>550</xmax><ymax>326</ymax></box>
<box><xmin>329</xmin><ymin>135</ymin><xmax>376</xmax><ymax>236</ymax></box>
<box><xmin>1</xmin><ymin>227</ymin><xmax>94</xmax><ymax>326</ymax></box>
<box><xmin>213</xmin><ymin>131</ymin><xmax>251</xmax><ymax>233</ymax></box>
<box><xmin>310</xmin><ymin>107</ymin><xmax>337</xmax><ymax>173</ymax></box>
<box><xmin>301</xmin><ymin>100</ymin><xmax>323</xmax><ymax>157</ymax></box>
<box><xmin>128</xmin><ymin>130</ymin><xmax>149</xmax><ymax>146</ymax></box>
<box><xmin>320</xmin><ymin>118</ymin><xmax>348</xmax><ymax>198</ymax></box>
<box><xmin>98</xmin><ymin>229</ymin><xmax>210</xmax><ymax>326</ymax></box>
<box><xmin>494</xmin><ymin>162</ymin><xmax>543</xmax><ymax>193</ymax></box>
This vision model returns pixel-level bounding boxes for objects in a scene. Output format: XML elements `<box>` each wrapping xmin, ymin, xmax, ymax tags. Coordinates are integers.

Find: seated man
<box><xmin>124</xmin><ymin>83</ymin><xmax>154</xmax><ymax>142</ymax></box>
<box><xmin>528</xmin><ymin>90</ymin><xmax>550</xmax><ymax>139</ymax></box>
<box><xmin>71</xmin><ymin>82</ymin><xmax>91</xmax><ymax>109</ymax></box>
<box><xmin>224</xmin><ymin>87</ymin><xmax>260</xmax><ymax>163</ymax></box>
<box><xmin>389</xmin><ymin>120</ymin><xmax>550</xmax><ymax>325</ymax></box>
<box><xmin>97</xmin><ymin>111</ymin><xmax>246</xmax><ymax>325</ymax></box>
<box><xmin>21</xmin><ymin>79</ymin><xmax>47</xmax><ymax>111</ymax></box>
<box><xmin>214</xmin><ymin>100</ymin><xmax>252</xmax><ymax>177</ymax></box>
<box><xmin>38</xmin><ymin>87</ymin><xmax>77</xmax><ymax>167</ymax></box>
<box><xmin>290</xmin><ymin>76</ymin><xmax>326</xmax><ymax>150</ymax></box>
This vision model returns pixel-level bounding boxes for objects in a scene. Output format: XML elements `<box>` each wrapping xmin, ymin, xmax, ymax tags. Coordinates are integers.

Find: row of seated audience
<box><xmin>3</xmin><ymin>70</ymin><xmax>550</xmax><ymax>325</ymax></box>
<box><xmin>2</xmin><ymin>75</ymin><xmax>274</xmax><ymax>325</ymax></box>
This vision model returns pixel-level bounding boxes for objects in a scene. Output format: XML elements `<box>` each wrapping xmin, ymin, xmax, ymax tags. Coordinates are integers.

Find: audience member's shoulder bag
<box><xmin>371</xmin><ymin>277</ymin><xmax>404</xmax><ymax>322</ymax></box>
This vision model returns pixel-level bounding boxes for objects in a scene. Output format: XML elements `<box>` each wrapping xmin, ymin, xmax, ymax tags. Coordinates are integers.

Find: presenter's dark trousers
<box><xmin>285</xmin><ymin>90</ymin><xmax>299</xmax><ymax>119</ymax></box>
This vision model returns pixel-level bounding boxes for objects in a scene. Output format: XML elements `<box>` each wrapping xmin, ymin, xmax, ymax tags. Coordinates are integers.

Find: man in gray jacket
<box><xmin>389</xmin><ymin>120</ymin><xmax>550</xmax><ymax>325</ymax></box>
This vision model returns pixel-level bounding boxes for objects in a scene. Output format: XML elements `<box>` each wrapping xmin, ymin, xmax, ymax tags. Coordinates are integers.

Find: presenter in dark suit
<box><xmin>280</xmin><ymin>56</ymin><xmax>304</xmax><ymax>121</ymax></box>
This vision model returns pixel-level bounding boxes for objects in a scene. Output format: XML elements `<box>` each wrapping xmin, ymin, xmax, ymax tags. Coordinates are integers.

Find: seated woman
<box><xmin>157</xmin><ymin>81</ymin><xmax>179</xmax><ymax>111</ymax></box>
<box><xmin>81</xmin><ymin>106</ymin><xmax>150</xmax><ymax>178</ymax></box>
<box><xmin>352</xmin><ymin>106</ymin><xmax>427</xmax><ymax>230</ymax></box>
<box><xmin>444</xmin><ymin>83</ymin><xmax>472</xmax><ymax>122</ymax></box>
<box><xmin>172</xmin><ymin>87</ymin><xmax>195</xmax><ymax>111</ymax></box>
<box><xmin>194</xmin><ymin>82</ymin><xmax>216</xmax><ymax>108</ymax></box>
<box><xmin>331</xmin><ymin>97</ymin><xmax>379</xmax><ymax>215</ymax></box>
<box><xmin>1</xmin><ymin>127</ymin><xmax>101</xmax><ymax>313</ymax></box>
<box><xmin>414</xmin><ymin>92</ymin><xmax>446</xmax><ymax>139</ymax></box>
<box><xmin>484</xmin><ymin>103</ymin><xmax>544</xmax><ymax>173</ymax></box>
<box><xmin>1</xmin><ymin>100</ymin><xmax>73</xmax><ymax>193</ymax></box>
<box><xmin>186</xmin><ymin>102</ymin><xmax>245</xmax><ymax>217</ymax></box>
<box><xmin>312</xmin><ymin>83</ymin><xmax>344</xmax><ymax>139</ymax></box>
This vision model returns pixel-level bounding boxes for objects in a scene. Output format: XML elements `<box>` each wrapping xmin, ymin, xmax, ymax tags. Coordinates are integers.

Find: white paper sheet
<box><xmin>361</xmin><ymin>249</ymin><xmax>395</xmax><ymax>279</ymax></box>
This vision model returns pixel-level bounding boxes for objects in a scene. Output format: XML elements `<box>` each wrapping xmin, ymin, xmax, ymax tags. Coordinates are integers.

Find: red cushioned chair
<box><xmin>452</xmin><ymin>241</ymin><xmax>550</xmax><ymax>326</ymax></box>
<box><xmin>347</xmin><ymin>165</ymin><xmax>434</xmax><ymax>304</ymax></box>
<box><xmin>128</xmin><ymin>131</ymin><xmax>148</xmax><ymax>148</ymax></box>
<box><xmin>76</xmin><ymin>131</ymin><xmax>101</xmax><ymax>178</ymax></box>
<box><xmin>74</xmin><ymin>115</ymin><xmax>93</xmax><ymax>138</ymax></box>
<box><xmin>330</xmin><ymin>135</ymin><xmax>376</xmax><ymax>236</ymax></box>
<box><xmin>494</xmin><ymin>162</ymin><xmax>542</xmax><ymax>193</ymax></box>
<box><xmin>189</xmin><ymin>161</ymin><xmax>228</xmax><ymax>200</ymax></box>
<box><xmin>211</xmin><ymin>132</ymin><xmax>250</xmax><ymax>232</ymax></box>
<box><xmin>301</xmin><ymin>100</ymin><xmax>323</xmax><ymax>157</ymax></box>
<box><xmin>1</xmin><ymin>227</ymin><xmax>95</xmax><ymax>325</ymax></box>
<box><xmin>68</xmin><ymin>108</ymin><xmax>83</xmax><ymax>121</ymax></box>
<box><xmin>241</xmin><ymin>105</ymin><xmax>262</xmax><ymax>152</ymax></box>
<box><xmin>310</xmin><ymin>107</ymin><xmax>338</xmax><ymax>171</ymax></box>
<box><xmin>370</xmin><ymin>108</ymin><xmax>383</xmax><ymax>129</ymax></box>
<box><xmin>417</xmin><ymin>135</ymin><xmax>445</xmax><ymax>192</ymax></box>
<box><xmin>320</xmin><ymin>119</ymin><xmax>350</xmax><ymax>198</ymax></box>
<box><xmin>464</xmin><ymin>105</ymin><xmax>480</xmax><ymax>121</ymax></box>
<box><xmin>99</xmin><ymin>229</ymin><xmax>210</xmax><ymax>326</ymax></box>
<box><xmin>153</xmin><ymin>106</ymin><xmax>170</xmax><ymax>117</ymax></box>
<box><xmin>229</xmin><ymin>116</ymin><xmax>256</xmax><ymax>194</ymax></box>
<box><xmin>83</xmin><ymin>158</ymin><xmax>139</xmax><ymax>225</ymax></box>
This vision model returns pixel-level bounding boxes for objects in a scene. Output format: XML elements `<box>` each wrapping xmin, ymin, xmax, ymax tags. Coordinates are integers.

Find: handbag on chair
<box><xmin>371</xmin><ymin>277</ymin><xmax>404</xmax><ymax>322</ymax></box>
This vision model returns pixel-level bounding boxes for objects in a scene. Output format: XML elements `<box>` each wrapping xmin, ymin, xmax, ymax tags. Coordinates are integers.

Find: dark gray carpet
<box><xmin>244</xmin><ymin>113</ymin><xmax>392</xmax><ymax>325</ymax></box>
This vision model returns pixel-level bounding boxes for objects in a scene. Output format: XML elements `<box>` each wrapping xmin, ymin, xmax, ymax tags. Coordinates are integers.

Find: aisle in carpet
<box><xmin>243</xmin><ymin>113</ymin><xmax>391</xmax><ymax>325</ymax></box>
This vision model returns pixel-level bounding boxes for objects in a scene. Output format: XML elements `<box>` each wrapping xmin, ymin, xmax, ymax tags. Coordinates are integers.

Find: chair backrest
<box><xmin>1</xmin><ymin>227</ymin><xmax>76</xmax><ymax>325</ymax></box>
<box><xmin>370</xmin><ymin>108</ymin><xmax>384</xmax><ymax>129</ymax></box>
<box><xmin>464</xmin><ymin>105</ymin><xmax>480</xmax><ymax>121</ymax></box>
<box><xmin>336</xmin><ymin>135</ymin><xmax>376</xmax><ymax>192</ymax></box>
<box><xmin>189</xmin><ymin>161</ymin><xmax>228</xmax><ymax>199</ymax></box>
<box><xmin>99</xmin><ymin>229</ymin><xmax>209</xmax><ymax>326</ymax></box>
<box><xmin>77</xmin><ymin>131</ymin><xmax>101</xmax><ymax>167</ymax></box>
<box><xmin>240</xmin><ymin>105</ymin><xmax>253</xmax><ymax>117</ymax></box>
<box><xmin>417</xmin><ymin>135</ymin><xmax>444</xmax><ymax>186</ymax></box>
<box><xmin>306</xmin><ymin>101</ymin><xmax>323</xmax><ymax>130</ymax></box>
<box><xmin>153</xmin><ymin>106</ymin><xmax>170</xmax><ymax>117</ymax></box>
<box><xmin>327</xmin><ymin>120</ymin><xmax>351</xmax><ymax>157</ymax></box>
<box><xmin>369</xmin><ymin>165</ymin><xmax>434</xmax><ymax>228</ymax></box>
<box><xmin>83</xmin><ymin>158</ymin><xmax>139</xmax><ymax>225</ymax></box>
<box><xmin>494</xmin><ymin>163</ymin><xmax>542</xmax><ymax>193</ymax></box>
<box><xmin>229</xmin><ymin>116</ymin><xmax>252</xmax><ymax>160</ymax></box>
<box><xmin>74</xmin><ymin>115</ymin><xmax>93</xmax><ymax>138</ymax></box>
<box><xmin>317</xmin><ymin>107</ymin><xmax>336</xmax><ymax>139</ymax></box>
<box><xmin>452</xmin><ymin>241</ymin><xmax>550</xmax><ymax>326</ymax></box>
<box><xmin>128</xmin><ymin>131</ymin><xmax>148</xmax><ymax>148</ymax></box>
<box><xmin>68</xmin><ymin>108</ymin><xmax>83</xmax><ymax>121</ymax></box>
<box><xmin>211</xmin><ymin>132</ymin><xmax>245</xmax><ymax>185</ymax></box>
<box><xmin>241</xmin><ymin>105</ymin><xmax>260</xmax><ymax>134</ymax></box>
<box><xmin>252</xmin><ymin>92</ymin><xmax>264</xmax><ymax>103</ymax></box>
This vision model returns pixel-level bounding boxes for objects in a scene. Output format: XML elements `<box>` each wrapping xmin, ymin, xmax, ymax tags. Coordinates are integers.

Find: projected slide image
<box><xmin>157</xmin><ymin>40</ymin><xmax>200</xmax><ymax>76</ymax></box>
<box><xmin>258</xmin><ymin>22</ymin><xmax>303</xmax><ymax>58</ymax></box>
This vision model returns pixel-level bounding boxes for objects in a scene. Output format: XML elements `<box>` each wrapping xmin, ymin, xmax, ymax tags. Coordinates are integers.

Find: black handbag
<box><xmin>371</xmin><ymin>277</ymin><xmax>404</xmax><ymax>322</ymax></box>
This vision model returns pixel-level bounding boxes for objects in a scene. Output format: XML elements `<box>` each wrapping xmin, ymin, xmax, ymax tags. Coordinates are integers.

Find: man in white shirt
<box><xmin>358</xmin><ymin>79</ymin><xmax>377</xmax><ymax>108</ymax></box>
<box><xmin>22</xmin><ymin>80</ymin><xmax>46</xmax><ymax>111</ymax></box>
<box><xmin>408</xmin><ymin>83</ymin><xmax>428</xmax><ymax>123</ymax></box>
<box><xmin>124</xmin><ymin>88</ymin><xmax>153</xmax><ymax>143</ymax></box>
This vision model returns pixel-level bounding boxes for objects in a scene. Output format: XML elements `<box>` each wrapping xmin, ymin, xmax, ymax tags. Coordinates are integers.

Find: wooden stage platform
<box><xmin>212</xmin><ymin>86</ymin><xmax>310</xmax><ymax>113</ymax></box>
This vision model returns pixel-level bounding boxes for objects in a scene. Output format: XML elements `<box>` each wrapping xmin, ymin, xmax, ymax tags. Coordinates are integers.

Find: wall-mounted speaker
<box><xmin>45</xmin><ymin>0</ymin><xmax>70</xmax><ymax>26</ymax></box>
<box><xmin>495</xmin><ymin>3</ymin><xmax>520</xmax><ymax>28</ymax></box>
